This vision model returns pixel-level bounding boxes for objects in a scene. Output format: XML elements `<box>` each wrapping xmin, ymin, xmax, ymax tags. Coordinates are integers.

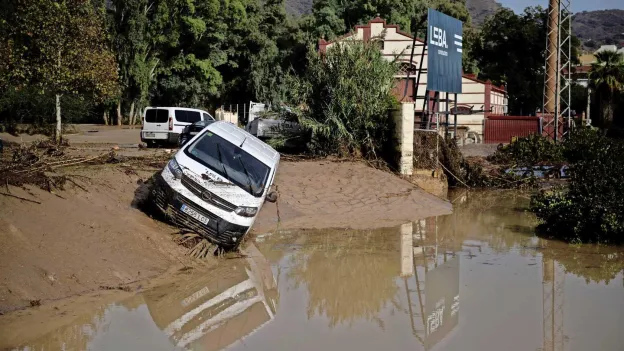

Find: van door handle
<box><xmin>156</xmin><ymin>124</ymin><xmax>161</xmax><ymax>126</ymax></box>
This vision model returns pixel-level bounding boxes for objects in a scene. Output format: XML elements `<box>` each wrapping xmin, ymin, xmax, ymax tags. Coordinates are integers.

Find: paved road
<box><xmin>0</xmin><ymin>124</ymin><xmax>143</xmax><ymax>146</ymax></box>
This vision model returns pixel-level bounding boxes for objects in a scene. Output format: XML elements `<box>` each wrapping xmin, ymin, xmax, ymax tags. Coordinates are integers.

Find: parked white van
<box><xmin>141</xmin><ymin>107</ymin><xmax>215</xmax><ymax>145</ymax></box>
<box><xmin>151</xmin><ymin>121</ymin><xmax>279</xmax><ymax>249</ymax></box>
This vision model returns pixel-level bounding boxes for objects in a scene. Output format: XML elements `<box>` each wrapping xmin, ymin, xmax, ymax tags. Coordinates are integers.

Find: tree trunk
<box><xmin>55</xmin><ymin>94</ymin><xmax>62</xmax><ymax>143</ymax></box>
<box><xmin>103</xmin><ymin>111</ymin><xmax>109</xmax><ymax>125</ymax></box>
<box><xmin>129</xmin><ymin>101</ymin><xmax>136</xmax><ymax>125</ymax></box>
<box><xmin>116</xmin><ymin>100</ymin><xmax>122</xmax><ymax>126</ymax></box>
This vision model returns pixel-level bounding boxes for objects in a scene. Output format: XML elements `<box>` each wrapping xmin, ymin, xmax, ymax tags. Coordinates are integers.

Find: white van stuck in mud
<box><xmin>150</xmin><ymin>121</ymin><xmax>279</xmax><ymax>249</ymax></box>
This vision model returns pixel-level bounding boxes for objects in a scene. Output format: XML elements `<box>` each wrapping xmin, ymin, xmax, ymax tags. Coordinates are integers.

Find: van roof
<box><xmin>145</xmin><ymin>106</ymin><xmax>206</xmax><ymax>112</ymax></box>
<box><xmin>207</xmin><ymin>121</ymin><xmax>280</xmax><ymax>167</ymax></box>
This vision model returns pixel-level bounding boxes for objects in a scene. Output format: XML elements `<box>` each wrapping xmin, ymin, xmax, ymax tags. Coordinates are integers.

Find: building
<box><xmin>318</xmin><ymin>17</ymin><xmax>508</xmax><ymax>142</ymax></box>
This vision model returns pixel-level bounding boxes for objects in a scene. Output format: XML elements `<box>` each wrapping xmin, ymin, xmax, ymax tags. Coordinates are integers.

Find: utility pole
<box><xmin>542</xmin><ymin>0</ymin><xmax>572</xmax><ymax>141</ymax></box>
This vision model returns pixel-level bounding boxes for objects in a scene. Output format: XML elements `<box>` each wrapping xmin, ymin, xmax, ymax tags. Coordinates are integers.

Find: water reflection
<box><xmin>14</xmin><ymin>243</ymin><xmax>278</xmax><ymax>351</ymax></box>
<box><xmin>8</xmin><ymin>190</ymin><xmax>624</xmax><ymax>351</ymax></box>
<box><xmin>247</xmin><ymin>190</ymin><xmax>624</xmax><ymax>351</ymax></box>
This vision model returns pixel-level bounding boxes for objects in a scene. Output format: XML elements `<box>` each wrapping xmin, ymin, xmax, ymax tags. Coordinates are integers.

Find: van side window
<box><xmin>186</xmin><ymin>111</ymin><xmax>201</xmax><ymax>122</ymax></box>
<box><xmin>175</xmin><ymin>110</ymin><xmax>201</xmax><ymax>123</ymax></box>
<box><xmin>145</xmin><ymin>109</ymin><xmax>168</xmax><ymax>123</ymax></box>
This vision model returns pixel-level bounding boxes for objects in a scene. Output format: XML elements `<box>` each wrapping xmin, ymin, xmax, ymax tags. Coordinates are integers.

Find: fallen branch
<box><xmin>0</xmin><ymin>192</ymin><xmax>41</xmax><ymax>204</ymax></box>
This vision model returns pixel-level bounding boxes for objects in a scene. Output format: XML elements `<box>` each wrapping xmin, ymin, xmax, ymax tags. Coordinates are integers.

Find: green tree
<box><xmin>588</xmin><ymin>50</ymin><xmax>624</xmax><ymax>131</ymax></box>
<box><xmin>1</xmin><ymin>0</ymin><xmax>118</xmax><ymax>141</ymax></box>
<box><xmin>150</xmin><ymin>0</ymin><xmax>225</xmax><ymax>108</ymax></box>
<box><xmin>472</xmin><ymin>7</ymin><xmax>547</xmax><ymax>115</ymax></box>
<box><xmin>106</xmin><ymin>0</ymin><xmax>159</xmax><ymax>125</ymax></box>
<box><xmin>286</xmin><ymin>41</ymin><xmax>398</xmax><ymax>158</ymax></box>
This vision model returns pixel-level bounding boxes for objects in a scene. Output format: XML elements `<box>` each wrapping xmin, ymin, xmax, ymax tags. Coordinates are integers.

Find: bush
<box><xmin>530</xmin><ymin>128</ymin><xmax>624</xmax><ymax>244</ymax></box>
<box><xmin>285</xmin><ymin>42</ymin><xmax>398</xmax><ymax>159</ymax></box>
<box><xmin>488</xmin><ymin>134</ymin><xmax>564</xmax><ymax>166</ymax></box>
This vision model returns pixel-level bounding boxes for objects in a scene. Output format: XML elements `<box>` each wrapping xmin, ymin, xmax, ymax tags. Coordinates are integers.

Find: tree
<box><xmin>588</xmin><ymin>50</ymin><xmax>624</xmax><ymax>131</ymax></box>
<box><xmin>106</xmin><ymin>0</ymin><xmax>159</xmax><ymax>125</ymax></box>
<box><xmin>1</xmin><ymin>0</ymin><xmax>118</xmax><ymax>141</ymax></box>
<box><xmin>286</xmin><ymin>41</ymin><xmax>398</xmax><ymax>158</ymax></box>
<box><xmin>471</xmin><ymin>7</ymin><xmax>547</xmax><ymax>115</ymax></box>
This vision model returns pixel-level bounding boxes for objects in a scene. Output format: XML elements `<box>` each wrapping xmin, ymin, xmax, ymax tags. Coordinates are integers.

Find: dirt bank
<box><xmin>0</xmin><ymin>147</ymin><xmax>450</xmax><ymax>313</ymax></box>
<box><xmin>253</xmin><ymin>160</ymin><xmax>451</xmax><ymax>233</ymax></box>
<box><xmin>0</xmin><ymin>165</ymin><xmax>201</xmax><ymax>313</ymax></box>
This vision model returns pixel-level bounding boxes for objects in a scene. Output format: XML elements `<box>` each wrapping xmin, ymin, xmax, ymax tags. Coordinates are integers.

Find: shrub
<box><xmin>488</xmin><ymin>134</ymin><xmax>564</xmax><ymax>166</ymax></box>
<box><xmin>285</xmin><ymin>42</ymin><xmax>398</xmax><ymax>159</ymax></box>
<box><xmin>530</xmin><ymin>128</ymin><xmax>624</xmax><ymax>244</ymax></box>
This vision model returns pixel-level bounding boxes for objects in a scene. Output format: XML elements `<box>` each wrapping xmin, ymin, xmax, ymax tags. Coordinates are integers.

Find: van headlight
<box><xmin>235</xmin><ymin>206</ymin><xmax>258</xmax><ymax>217</ymax></box>
<box><xmin>167</xmin><ymin>158</ymin><xmax>183</xmax><ymax>179</ymax></box>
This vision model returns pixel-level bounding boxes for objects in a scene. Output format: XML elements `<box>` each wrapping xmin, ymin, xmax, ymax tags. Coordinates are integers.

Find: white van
<box><xmin>141</xmin><ymin>107</ymin><xmax>215</xmax><ymax>145</ymax></box>
<box><xmin>151</xmin><ymin>121</ymin><xmax>280</xmax><ymax>249</ymax></box>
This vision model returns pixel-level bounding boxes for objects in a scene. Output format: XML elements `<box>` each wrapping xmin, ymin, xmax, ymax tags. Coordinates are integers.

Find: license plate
<box><xmin>190</xmin><ymin>132</ymin><xmax>198</xmax><ymax>135</ymax></box>
<box><xmin>144</xmin><ymin>132</ymin><xmax>155</xmax><ymax>137</ymax></box>
<box><xmin>180</xmin><ymin>204</ymin><xmax>209</xmax><ymax>225</ymax></box>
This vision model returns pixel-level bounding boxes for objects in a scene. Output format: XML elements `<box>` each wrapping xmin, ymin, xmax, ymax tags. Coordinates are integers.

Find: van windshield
<box><xmin>184</xmin><ymin>131</ymin><xmax>270</xmax><ymax>198</ymax></box>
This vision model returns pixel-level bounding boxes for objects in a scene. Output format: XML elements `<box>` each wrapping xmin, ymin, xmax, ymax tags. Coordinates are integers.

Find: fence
<box><xmin>216</xmin><ymin>102</ymin><xmax>267</xmax><ymax>127</ymax></box>
<box><xmin>483</xmin><ymin>115</ymin><xmax>542</xmax><ymax>144</ymax></box>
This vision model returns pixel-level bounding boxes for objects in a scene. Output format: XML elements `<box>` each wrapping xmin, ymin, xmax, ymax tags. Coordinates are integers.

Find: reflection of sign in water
<box><xmin>424</xmin><ymin>256</ymin><xmax>460</xmax><ymax>350</ymax></box>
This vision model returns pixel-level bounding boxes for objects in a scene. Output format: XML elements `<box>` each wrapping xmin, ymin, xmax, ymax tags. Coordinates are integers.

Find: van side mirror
<box><xmin>266</xmin><ymin>190</ymin><xmax>278</xmax><ymax>203</ymax></box>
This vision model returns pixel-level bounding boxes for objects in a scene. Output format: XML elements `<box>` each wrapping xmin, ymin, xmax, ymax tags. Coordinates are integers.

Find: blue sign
<box><xmin>427</xmin><ymin>9</ymin><xmax>463</xmax><ymax>94</ymax></box>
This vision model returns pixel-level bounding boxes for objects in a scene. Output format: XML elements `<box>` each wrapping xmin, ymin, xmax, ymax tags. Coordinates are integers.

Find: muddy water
<box><xmin>6</xmin><ymin>190</ymin><xmax>624</xmax><ymax>351</ymax></box>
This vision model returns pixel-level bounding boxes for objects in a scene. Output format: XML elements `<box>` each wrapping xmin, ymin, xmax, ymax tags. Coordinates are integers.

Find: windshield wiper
<box><xmin>236</xmin><ymin>155</ymin><xmax>254</xmax><ymax>195</ymax></box>
<box><xmin>215</xmin><ymin>143</ymin><xmax>231</xmax><ymax>183</ymax></box>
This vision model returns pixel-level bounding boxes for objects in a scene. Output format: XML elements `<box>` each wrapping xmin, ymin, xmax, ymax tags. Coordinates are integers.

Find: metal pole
<box><xmin>554</xmin><ymin>1</ymin><xmax>562</xmax><ymax>142</ymax></box>
<box><xmin>586</xmin><ymin>87</ymin><xmax>591</xmax><ymax>125</ymax></box>
<box><xmin>454</xmin><ymin>93</ymin><xmax>458</xmax><ymax>138</ymax></box>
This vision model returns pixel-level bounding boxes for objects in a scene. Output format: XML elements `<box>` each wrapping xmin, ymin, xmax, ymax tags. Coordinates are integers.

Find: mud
<box><xmin>0</xmin><ymin>141</ymin><xmax>451</xmax><ymax>313</ymax></box>
<box><xmin>3</xmin><ymin>190</ymin><xmax>623</xmax><ymax>351</ymax></box>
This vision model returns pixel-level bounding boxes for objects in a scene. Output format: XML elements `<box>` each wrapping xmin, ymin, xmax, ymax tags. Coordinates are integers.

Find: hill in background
<box><xmin>285</xmin><ymin>0</ymin><xmax>312</xmax><ymax>16</ymax></box>
<box><xmin>284</xmin><ymin>0</ymin><xmax>624</xmax><ymax>50</ymax></box>
<box><xmin>572</xmin><ymin>10</ymin><xmax>624</xmax><ymax>50</ymax></box>
<box><xmin>466</xmin><ymin>0</ymin><xmax>502</xmax><ymax>24</ymax></box>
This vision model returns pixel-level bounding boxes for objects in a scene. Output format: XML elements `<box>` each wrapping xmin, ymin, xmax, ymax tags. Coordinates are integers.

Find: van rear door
<box><xmin>143</xmin><ymin>108</ymin><xmax>170</xmax><ymax>140</ymax></box>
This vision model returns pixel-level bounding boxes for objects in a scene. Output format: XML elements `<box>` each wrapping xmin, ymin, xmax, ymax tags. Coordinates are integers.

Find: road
<box><xmin>0</xmin><ymin>124</ymin><xmax>143</xmax><ymax>147</ymax></box>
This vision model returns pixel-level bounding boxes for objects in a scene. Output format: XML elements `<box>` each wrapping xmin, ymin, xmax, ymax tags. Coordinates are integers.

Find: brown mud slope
<box><xmin>0</xmin><ymin>165</ymin><xmax>196</xmax><ymax>313</ymax></box>
<box><xmin>253</xmin><ymin>161</ymin><xmax>452</xmax><ymax>232</ymax></box>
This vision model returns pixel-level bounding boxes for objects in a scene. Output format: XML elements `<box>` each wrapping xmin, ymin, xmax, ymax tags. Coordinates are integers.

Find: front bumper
<box><xmin>151</xmin><ymin>174</ymin><xmax>249</xmax><ymax>247</ymax></box>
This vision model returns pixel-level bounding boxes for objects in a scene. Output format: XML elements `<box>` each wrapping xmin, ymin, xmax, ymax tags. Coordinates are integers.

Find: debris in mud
<box><xmin>0</xmin><ymin>140</ymin><xmax>113</xmax><ymax>192</ymax></box>
<box><xmin>99</xmin><ymin>285</ymin><xmax>132</xmax><ymax>292</ymax></box>
<box><xmin>29</xmin><ymin>300</ymin><xmax>41</xmax><ymax>307</ymax></box>
<box><xmin>172</xmin><ymin>232</ymin><xmax>216</xmax><ymax>259</ymax></box>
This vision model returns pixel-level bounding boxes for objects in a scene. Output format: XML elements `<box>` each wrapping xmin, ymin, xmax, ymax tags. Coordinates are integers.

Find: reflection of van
<box><xmin>151</xmin><ymin>121</ymin><xmax>279</xmax><ymax>249</ymax></box>
<box><xmin>141</xmin><ymin>107</ymin><xmax>215</xmax><ymax>145</ymax></box>
<box><xmin>143</xmin><ymin>243</ymin><xmax>278</xmax><ymax>350</ymax></box>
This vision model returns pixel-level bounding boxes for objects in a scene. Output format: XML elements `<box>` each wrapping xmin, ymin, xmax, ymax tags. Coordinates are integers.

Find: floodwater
<box><xmin>6</xmin><ymin>190</ymin><xmax>624</xmax><ymax>351</ymax></box>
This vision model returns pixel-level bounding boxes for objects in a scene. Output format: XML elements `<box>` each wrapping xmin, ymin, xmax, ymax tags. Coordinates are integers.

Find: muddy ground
<box><xmin>0</xmin><ymin>132</ymin><xmax>450</xmax><ymax>313</ymax></box>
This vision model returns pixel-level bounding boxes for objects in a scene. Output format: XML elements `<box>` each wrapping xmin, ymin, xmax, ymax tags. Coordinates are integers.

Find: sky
<box><xmin>498</xmin><ymin>0</ymin><xmax>624</xmax><ymax>13</ymax></box>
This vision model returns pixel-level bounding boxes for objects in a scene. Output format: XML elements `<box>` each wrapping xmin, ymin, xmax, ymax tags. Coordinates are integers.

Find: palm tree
<box><xmin>589</xmin><ymin>50</ymin><xmax>624</xmax><ymax>131</ymax></box>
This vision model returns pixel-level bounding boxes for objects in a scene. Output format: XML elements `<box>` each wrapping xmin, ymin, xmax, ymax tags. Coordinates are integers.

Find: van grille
<box><xmin>181</xmin><ymin>174</ymin><xmax>238</xmax><ymax>212</ymax></box>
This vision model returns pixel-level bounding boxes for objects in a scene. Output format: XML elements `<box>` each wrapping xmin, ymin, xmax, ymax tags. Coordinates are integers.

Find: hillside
<box><xmin>467</xmin><ymin>0</ymin><xmax>502</xmax><ymax>24</ymax></box>
<box><xmin>572</xmin><ymin>10</ymin><xmax>624</xmax><ymax>50</ymax></box>
<box><xmin>283</xmin><ymin>0</ymin><xmax>624</xmax><ymax>50</ymax></box>
<box><xmin>285</xmin><ymin>0</ymin><xmax>312</xmax><ymax>15</ymax></box>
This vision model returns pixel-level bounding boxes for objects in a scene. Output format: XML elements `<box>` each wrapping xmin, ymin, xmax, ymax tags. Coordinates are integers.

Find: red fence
<box><xmin>484</xmin><ymin>115</ymin><xmax>542</xmax><ymax>144</ymax></box>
